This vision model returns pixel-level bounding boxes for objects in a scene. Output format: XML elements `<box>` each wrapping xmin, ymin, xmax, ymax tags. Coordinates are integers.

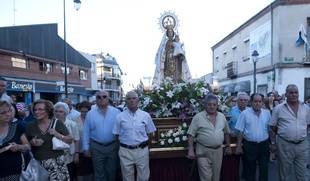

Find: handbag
<box><xmin>20</xmin><ymin>152</ymin><xmax>49</xmax><ymax>181</ymax></box>
<box><xmin>51</xmin><ymin>119</ymin><xmax>70</xmax><ymax>150</ymax></box>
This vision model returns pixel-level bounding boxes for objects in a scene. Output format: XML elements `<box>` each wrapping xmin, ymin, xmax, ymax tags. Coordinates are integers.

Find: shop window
<box><xmin>11</xmin><ymin>57</ymin><xmax>27</xmax><ymax>69</ymax></box>
<box><xmin>79</xmin><ymin>69</ymin><xmax>88</xmax><ymax>80</ymax></box>
<box><xmin>39</xmin><ymin>62</ymin><xmax>53</xmax><ymax>73</ymax></box>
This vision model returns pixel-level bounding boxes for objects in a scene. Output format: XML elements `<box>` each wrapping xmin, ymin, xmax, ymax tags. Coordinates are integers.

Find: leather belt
<box><xmin>278</xmin><ymin>135</ymin><xmax>305</xmax><ymax>144</ymax></box>
<box><xmin>243</xmin><ymin>139</ymin><xmax>269</xmax><ymax>144</ymax></box>
<box><xmin>91</xmin><ymin>139</ymin><xmax>116</xmax><ymax>147</ymax></box>
<box><xmin>120</xmin><ymin>141</ymin><xmax>148</xmax><ymax>149</ymax></box>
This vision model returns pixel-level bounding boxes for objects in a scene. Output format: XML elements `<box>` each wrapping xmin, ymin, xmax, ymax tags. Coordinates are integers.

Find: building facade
<box><xmin>212</xmin><ymin>0</ymin><xmax>310</xmax><ymax>101</ymax></box>
<box><xmin>95</xmin><ymin>53</ymin><xmax>123</xmax><ymax>104</ymax></box>
<box><xmin>0</xmin><ymin>24</ymin><xmax>92</xmax><ymax>104</ymax></box>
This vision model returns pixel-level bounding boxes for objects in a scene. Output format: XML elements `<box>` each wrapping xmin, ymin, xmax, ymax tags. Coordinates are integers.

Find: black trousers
<box><xmin>242</xmin><ymin>139</ymin><xmax>269</xmax><ymax>181</ymax></box>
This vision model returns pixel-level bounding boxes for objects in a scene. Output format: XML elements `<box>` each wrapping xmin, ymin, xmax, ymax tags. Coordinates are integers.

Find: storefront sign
<box><xmin>59</xmin><ymin>86</ymin><xmax>74</xmax><ymax>93</ymax></box>
<box><xmin>9</xmin><ymin>81</ymin><xmax>33</xmax><ymax>91</ymax></box>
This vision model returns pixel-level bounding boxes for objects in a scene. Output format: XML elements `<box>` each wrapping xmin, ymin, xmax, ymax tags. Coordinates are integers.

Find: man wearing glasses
<box><xmin>83</xmin><ymin>90</ymin><xmax>120</xmax><ymax>181</ymax></box>
<box><xmin>113</xmin><ymin>91</ymin><xmax>156</xmax><ymax>181</ymax></box>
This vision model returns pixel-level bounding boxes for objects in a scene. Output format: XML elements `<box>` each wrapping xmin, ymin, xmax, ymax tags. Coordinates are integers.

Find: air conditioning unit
<box><xmin>227</xmin><ymin>61</ymin><xmax>238</xmax><ymax>78</ymax></box>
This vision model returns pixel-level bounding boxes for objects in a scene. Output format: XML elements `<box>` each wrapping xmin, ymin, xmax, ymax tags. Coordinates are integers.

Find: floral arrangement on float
<box><xmin>139</xmin><ymin>78</ymin><xmax>210</xmax><ymax>118</ymax></box>
<box><xmin>157</xmin><ymin>122</ymin><xmax>189</xmax><ymax>147</ymax></box>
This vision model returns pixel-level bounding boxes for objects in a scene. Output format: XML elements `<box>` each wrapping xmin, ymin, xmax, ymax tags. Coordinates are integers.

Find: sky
<box><xmin>0</xmin><ymin>0</ymin><xmax>274</xmax><ymax>92</ymax></box>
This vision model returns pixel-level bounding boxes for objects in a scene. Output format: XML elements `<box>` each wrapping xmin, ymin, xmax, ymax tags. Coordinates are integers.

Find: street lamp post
<box><xmin>252</xmin><ymin>50</ymin><xmax>259</xmax><ymax>93</ymax></box>
<box><xmin>64</xmin><ymin>0</ymin><xmax>81</xmax><ymax>97</ymax></box>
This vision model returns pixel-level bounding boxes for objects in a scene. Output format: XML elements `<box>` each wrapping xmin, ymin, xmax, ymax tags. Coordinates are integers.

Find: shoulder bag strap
<box><xmin>52</xmin><ymin>119</ymin><xmax>57</xmax><ymax>129</ymax></box>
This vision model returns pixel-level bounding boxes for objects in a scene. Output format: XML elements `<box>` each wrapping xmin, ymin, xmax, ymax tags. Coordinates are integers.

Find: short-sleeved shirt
<box><xmin>25</xmin><ymin>119</ymin><xmax>69</xmax><ymax>161</ymax></box>
<box><xmin>113</xmin><ymin>109</ymin><xmax>156</xmax><ymax>146</ymax></box>
<box><xmin>269</xmin><ymin>101</ymin><xmax>310</xmax><ymax>142</ymax></box>
<box><xmin>67</xmin><ymin>109</ymin><xmax>81</xmax><ymax>122</ymax></box>
<box><xmin>0</xmin><ymin>122</ymin><xmax>24</xmax><ymax>178</ymax></box>
<box><xmin>235</xmin><ymin>108</ymin><xmax>270</xmax><ymax>142</ymax></box>
<box><xmin>228</xmin><ymin>106</ymin><xmax>249</xmax><ymax>135</ymax></box>
<box><xmin>187</xmin><ymin>111</ymin><xmax>230</xmax><ymax>148</ymax></box>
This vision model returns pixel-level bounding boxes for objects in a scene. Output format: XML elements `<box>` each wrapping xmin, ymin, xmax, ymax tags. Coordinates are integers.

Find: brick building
<box><xmin>0</xmin><ymin>23</ymin><xmax>92</xmax><ymax>104</ymax></box>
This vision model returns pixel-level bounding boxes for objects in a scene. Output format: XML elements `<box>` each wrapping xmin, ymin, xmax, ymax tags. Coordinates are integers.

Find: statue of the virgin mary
<box><xmin>152</xmin><ymin>12</ymin><xmax>191</xmax><ymax>86</ymax></box>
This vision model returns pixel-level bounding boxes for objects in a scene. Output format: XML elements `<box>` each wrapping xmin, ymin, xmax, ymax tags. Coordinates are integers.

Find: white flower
<box><xmin>166</xmin><ymin>91</ymin><xmax>174</xmax><ymax>98</ymax></box>
<box><xmin>160</xmin><ymin>133</ymin><xmax>165</xmax><ymax>138</ymax></box>
<box><xmin>160</xmin><ymin>140</ymin><xmax>165</xmax><ymax>145</ymax></box>
<box><xmin>174</xmin><ymin>137</ymin><xmax>180</xmax><ymax>143</ymax></box>
<box><xmin>163</xmin><ymin>110</ymin><xmax>173</xmax><ymax>117</ymax></box>
<box><xmin>182</xmin><ymin>136</ymin><xmax>188</xmax><ymax>141</ymax></box>
<box><xmin>182</xmin><ymin>122</ymin><xmax>188</xmax><ymax>128</ymax></box>
<box><xmin>168</xmin><ymin>130</ymin><xmax>173</xmax><ymax>134</ymax></box>
<box><xmin>200</xmin><ymin>87</ymin><xmax>208</xmax><ymax>95</ymax></box>
<box><xmin>172</xmin><ymin>102</ymin><xmax>182</xmax><ymax>109</ymax></box>
<box><xmin>190</xmin><ymin>99</ymin><xmax>196</xmax><ymax>104</ymax></box>
<box><xmin>143</xmin><ymin>97</ymin><xmax>151</xmax><ymax>107</ymax></box>
<box><xmin>168</xmin><ymin>138</ymin><xmax>173</xmax><ymax>144</ymax></box>
<box><xmin>155</xmin><ymin>110</ymin><xmax>161</xmax><ymax>118</ymax></box>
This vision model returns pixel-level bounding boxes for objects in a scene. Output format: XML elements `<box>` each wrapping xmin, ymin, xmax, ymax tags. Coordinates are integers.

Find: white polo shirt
<box><xmin>113</xmin><ymin>109</ymin><xmax>156</xmax><ymax>146</ymax></box>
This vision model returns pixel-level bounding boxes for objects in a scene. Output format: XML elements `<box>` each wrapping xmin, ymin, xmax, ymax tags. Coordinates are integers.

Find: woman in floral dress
<box><xmin>25</xmin><ymin>99</ymin><xmax>72</xmax><ymax>181</ymax></box>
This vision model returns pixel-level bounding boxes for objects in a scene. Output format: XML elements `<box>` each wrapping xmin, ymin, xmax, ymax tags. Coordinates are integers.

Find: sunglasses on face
<box><xmin>96</xmin><ymin>95</ymin><xmax>108</xmax><ymax>99</ymax></box>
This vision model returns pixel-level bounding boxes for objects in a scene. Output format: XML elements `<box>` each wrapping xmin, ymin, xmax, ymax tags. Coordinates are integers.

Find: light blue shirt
<box><xmin>235</xmin><ymin>108</ymin><xmax>271</xmax><ymax>142</ymax></box>
<box><xmin>113</xmin><ymin>109</ymin><xmax>156</xmax><ymax>145</ymax></box>
<box><xmin>83</xmin><ymin>105</ymin><xmax>120</xmax><ymax>151</ymax></box>
<box><xmin>228</xmin><ymin>106</ymin><xmax>249</xmax><ymax>135</ymax></box>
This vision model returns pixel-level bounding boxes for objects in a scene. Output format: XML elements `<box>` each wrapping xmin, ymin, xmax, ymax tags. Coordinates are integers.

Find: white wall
<box><xmin>213</xmin><ymin>11</ymin><xmax>272</xmax><ymax>81</ymax></box>
<box><xmin>276</xmin><ymin>4</ymin><xmax>310</xmax><ymax>64</ymax></box>
<box><xmin>275</xmin><ymin>67</ymin><xmax>310</xmax><ymax>101</ymax></box>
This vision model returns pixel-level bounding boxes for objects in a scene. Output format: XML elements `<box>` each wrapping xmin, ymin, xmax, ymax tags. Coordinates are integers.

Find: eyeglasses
<box><xmin>96</xmin><ymin>95</ymin><xmax>108</xmax><ymax>99</ymax></box>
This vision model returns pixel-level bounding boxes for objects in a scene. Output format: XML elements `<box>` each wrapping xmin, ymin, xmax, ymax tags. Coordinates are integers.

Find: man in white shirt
<box><xmin>235</xmin><ymin>93</ymin><xmax>271</xmax><ymax>181</ymax></box>
<box><xmin>113</xmin><ymin>91</ymin><xmax>156</xmax><ymax>181</ymax></box>
<box><xmin>63</xmin><ymin>98</ymin><xmax>81</xmax><ymax>122</ymax></box>
<box><xmin>269</xmin><ymin>84</ymin><xmax>310</xmax><ymax>181</ymax></box>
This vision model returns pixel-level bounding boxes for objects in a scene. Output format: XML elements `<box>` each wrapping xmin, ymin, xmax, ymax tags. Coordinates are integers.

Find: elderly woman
<box><xmin>25</xmin><ymin>99</ymin><xmax>72</xmax><ymax>181</ymax></box>
<box><xmin>0</xmin><ymin>100</ymin><xmax>30</xmax><ymax>181</ymax></box>
<box><xmin>54</xmin><ymin>102</ymin><xmax>80</xmax><ymax>181</ymax></box>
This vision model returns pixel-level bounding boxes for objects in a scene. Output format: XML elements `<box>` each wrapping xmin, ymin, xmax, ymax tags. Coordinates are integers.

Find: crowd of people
<box><xmin>0</xmin><ymin>77</ymin><xmax>157</xmax><ymax>181</ymax></box>
<box><xmin>1</xmin><ymin>73</ymin><xmax>310</xmax><ymax>181</ymax></box>
<box><xmin>187</xmin><ymin>84</ymin><xmax>310</xmax><ymax>181</ymax></box>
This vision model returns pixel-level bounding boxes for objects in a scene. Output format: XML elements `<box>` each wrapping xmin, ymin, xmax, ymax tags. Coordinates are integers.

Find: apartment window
<box><xmin>61</xmin><ymin>65</ymin><xmax>72</xmax><ymax>74</ymax></box>
<box><xmin>104</xmin><ymin>66</ymin><xmax>111</xmax><ymax>72</ymax></box>
<box><xmin>79</xmin><ymin>69</ymin><xmax>88</xmax><ymax>80</ymax></box>
<box><xmin>11</xmin><ymin>57</ymin><xmax>27</xmax><ymax>69</ymax></box>
<box><xmin>39</xmin><ymin>62</ymin><xmax>53</xmax><ymax>73</ymax></box>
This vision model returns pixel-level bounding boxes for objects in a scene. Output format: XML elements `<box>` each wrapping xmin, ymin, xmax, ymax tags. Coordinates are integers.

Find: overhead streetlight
<box><xmin>251</xmin><ymin>50</ymin><xmax>259</xmax><ymax>94</ymax></box>
<box><xmin>63</xmin><ymin>0</ymin><xmax>81</xmax><ymax>97</ymax></box>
